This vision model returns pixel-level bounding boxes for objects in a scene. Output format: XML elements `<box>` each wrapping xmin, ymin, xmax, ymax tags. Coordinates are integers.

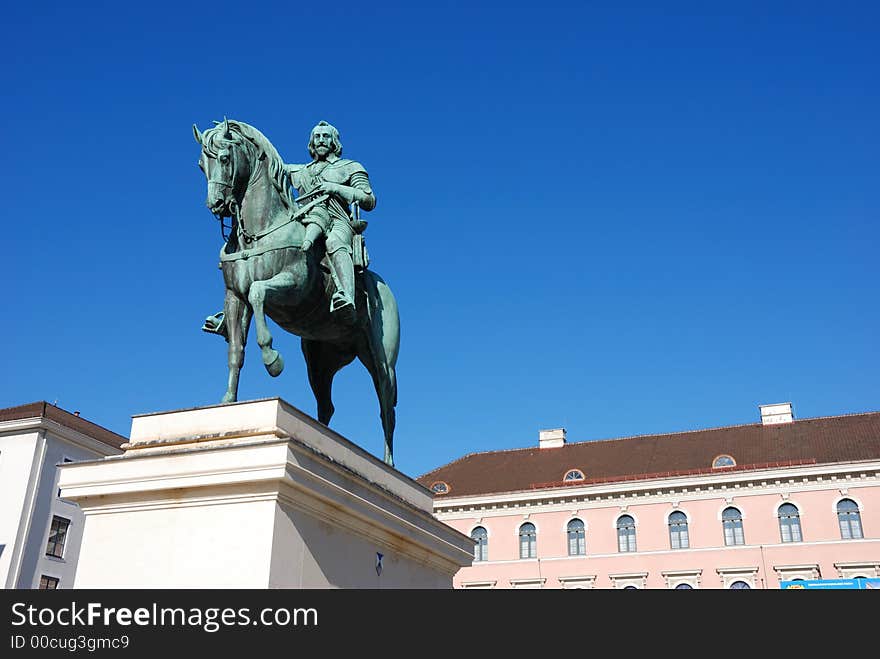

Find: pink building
<box><xmin>417</xmin><ymin>403</ymin><xmax>880</xmax><ymax>589</ymax></box>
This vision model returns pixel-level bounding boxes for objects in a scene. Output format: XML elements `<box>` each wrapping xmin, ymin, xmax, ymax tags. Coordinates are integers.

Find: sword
<box><xmin>292</xmin><ymin>187</ymin><xmax>326</xmax><ymax>207</ymax></box>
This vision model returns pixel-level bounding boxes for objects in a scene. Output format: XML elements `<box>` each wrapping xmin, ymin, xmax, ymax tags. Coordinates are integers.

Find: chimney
<box><xmin>539</xmin><ymin>428</ymin><xmax>566</xmax><ymax>449</ymax></box>
<box><xmin>759</xmin><ymin>402</ymin><xmax>793</xmax><ymax>425</ymax></box>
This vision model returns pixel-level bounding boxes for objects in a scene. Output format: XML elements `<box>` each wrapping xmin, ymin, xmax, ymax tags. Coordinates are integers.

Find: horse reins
<box><xmin>208</xmin><ymin>135</ymin><xmax>331</xmax><ymax>251</ymax></box>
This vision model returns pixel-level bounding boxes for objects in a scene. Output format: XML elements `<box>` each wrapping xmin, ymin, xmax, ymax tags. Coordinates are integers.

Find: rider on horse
<box><xmin>203</xmin><ymin>120</ymin><xmax>376</xmax><ymax>335</ymax></box>
<box><xmin>287</xmin><ymin>121</ymin><xmax>375</xmax><ymax>325</ymax></box>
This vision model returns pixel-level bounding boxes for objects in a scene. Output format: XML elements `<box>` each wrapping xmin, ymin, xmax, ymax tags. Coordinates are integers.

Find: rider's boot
<box><xmin>300</xmin><ymin>222</ymin><xmax>323</xmax><ymax>252</ymax></box>
<box><xmin>328</xmin><ymin>249</ymin><xmax>356</xmax><ymax>325</ymax></box>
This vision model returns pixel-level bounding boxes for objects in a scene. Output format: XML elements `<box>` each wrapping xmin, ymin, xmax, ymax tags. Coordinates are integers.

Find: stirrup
<box><xmin>330</xmin><ymin>293</ymin><xmax>354</xmax><ymax>313</ymax></box>
<box><xmin>202</xmin><ymin>312</ymin><xmax>227</xmax><ymax>338</ymax></box>
<box><xmin>330</xmin><ymin>294</ymin><xmax>355</xmax><ymax>324</ymax></box>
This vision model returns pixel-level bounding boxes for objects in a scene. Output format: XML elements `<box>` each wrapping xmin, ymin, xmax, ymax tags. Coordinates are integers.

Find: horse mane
<box><xmin>203</xmin><ymin>120</ymin><xmax>293</xmax><ymax>211</ymax></box>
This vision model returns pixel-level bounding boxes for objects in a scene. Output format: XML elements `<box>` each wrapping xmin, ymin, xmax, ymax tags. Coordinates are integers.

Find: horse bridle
<box><xmin>207</xmin><ymin>143</ymin><xmax>241</xmax><ymax>242</ymax></box>
<box><xmin>205</xmin><ymin>130</ymin><xmax>330</xmax><ymax>248</ymax></box>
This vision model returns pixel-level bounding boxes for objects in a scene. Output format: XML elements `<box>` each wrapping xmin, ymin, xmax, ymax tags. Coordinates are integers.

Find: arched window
<box><xmin>668</xmin><ymin>511</ymin><xmax>689</xmax><ymax>549</ymax></box>
<box><xmin>471</xmin><ymin>526</ymin><xmax>488</xmax><ymax>562</ymax></box>
<box><xmin>519</xmin><ymin>522</ymin><xmax>537</xmax><ymax>559</ymax></box>
<box><xmin>722</xmin><ymin>507</ymin><xmax>745</xmax><ymax>546</ymax></box>
<box><xmin>564</xmin><ymin>469</ymin><xmax>585</xmax><ymax>482</ymax></box>
<box><xmin>675</xmin><ymin>583</ymin><xmax>694</xmax><ymax>589</ymax></box>
<box><xmin>430</xmin><ymin>481</ymin><xmax>449</xmax><ymax>494</ymax></box>
<box><xmin>567</xmin><ymin>519</ymin><xmax>585</xmax><ymax>556</ymax></box>
<box><xmin>778</xmin><ymin>503</ymin><xmax>803</xmax><ymax>543</ymax></box>
<box><xmin>729</xmin><ymin>581</ymin><xmax>751</xmax><ymax>589</ymax></box>
<box><xmin>837</xmin><ymin>499</ymin><xmax>863</xmax><ymax>539</ymax></box>
<box><xmin>617</xmin><ymin>515</ymin><xmax>636</xmax><ymax>553</ymax></box>
<box><xmin>713</xmin><ymin>455</ymin><xmax>736</xmax><ymax>468</ymax></box>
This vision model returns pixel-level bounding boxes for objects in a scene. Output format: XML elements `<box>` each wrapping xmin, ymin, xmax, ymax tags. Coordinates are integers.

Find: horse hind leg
<box><xmin>356</xmin><ymin>347</ymin><xmax>397</xmax><ymax>467</ymax></box>
<box><xmin>379</xmin><ymin>374</ymin><xmax>397</xmax><ymax>467</ymax></box>
<box><xmin>356</xmin><ymin>306</ymin><xmax>398</xmax><ymax>467</ymax></box>
<box><xmin>359</xmin><ymin>272</ymin><xmax>400</xmax><ymax>467</ymax></box>
<box><xmin>301</xmin><ymin>338</ymin><xmax>356</xmax><ymax>425</ymax></box>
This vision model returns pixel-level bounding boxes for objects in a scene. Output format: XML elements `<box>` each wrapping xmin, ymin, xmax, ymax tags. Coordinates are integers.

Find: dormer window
<box><xmin>712</xmin><ymin>455</ymin><xmax>736</xmax><ymax>469</ymax></box>
<box><xmin>563</xmin><ymin>469</ymin><xmax>585</xmax><ymax>482</ymax></box>
<box><xmin>430</xmin><ymin>481</ymin><xmax>449</xmax><ymax>495</ymax></box>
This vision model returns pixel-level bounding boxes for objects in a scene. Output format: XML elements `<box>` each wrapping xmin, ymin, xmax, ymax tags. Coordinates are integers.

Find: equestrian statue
<box><xmin>194</xmin><ymin>119</ymin><xmax>400</xmax><ymax>466</ymax></box>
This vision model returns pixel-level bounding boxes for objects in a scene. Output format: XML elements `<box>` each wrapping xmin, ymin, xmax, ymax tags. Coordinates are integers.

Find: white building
<box><xmin>0</xmin><ymin>402</ymin><xmax>125</xmax><ymax>589</ymax></box>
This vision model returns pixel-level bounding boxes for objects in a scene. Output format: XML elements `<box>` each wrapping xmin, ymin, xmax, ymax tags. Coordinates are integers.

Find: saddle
<box><xmin>315</xmin><ymin>207</ymin><xmax>369</xmax><ymax>274</ymax></box>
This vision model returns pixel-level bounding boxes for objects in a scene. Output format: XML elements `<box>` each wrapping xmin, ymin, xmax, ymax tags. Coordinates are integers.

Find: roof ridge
<box><xmin>0</xmin><ymin>400</ymin><xmax>128</xmax><ymax>443</ymax></box>
<box><xmin>418</xmin><ymin>409</ymin><xmax>880</xmax><ymax>471</ymax></box>
<box><xmin>569</xmin><ymin>410</ymin><xmax>880</xmax><ymax>446</ymax></box>
<box><xmin>794</xmin><ymin>409</ymin><xmax>880</xmax><ymax>423</ymax></box>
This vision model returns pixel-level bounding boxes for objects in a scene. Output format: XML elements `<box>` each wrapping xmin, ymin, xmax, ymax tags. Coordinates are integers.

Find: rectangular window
<box><xmin>670</xmin><ymin>527</ymin><xmax>689</xmax><ymax>549</ymax></box>
<box><xmin>45</xmin><ymin>516</ymin><xmax>70</xmax><ymax>558</ymax></box>
<box><xmin>840</xmin><ymin>517</ymin><xmax>863</xmax><ymax>540</ymax></box>
<box><xmin>724</xmin><ymin>523</ymin><xmax>745</xmax><ymax>546</ymax></box>
<box><xmin>474</xmin><ymin>539</ymin><xmax>487</xmax><ymax>562</ymax></box>
<box><xmin>618</xmin><ymin>529</ymin><xmax>636</xmax><ymax>553</ymax></box>
<box><xmin>851</xmin><ymin>518</ymin><xmax>863</xmax><ymax>539</ymax></box>
<box><xmin>39</xmin><ymin>575</ymin><xmax>59</xmax><ymax>590</ymax></box>
<box><xmin>780</xmin><ymin>520</ymin><xmax>802</xmax><ymax>543</ymax></box>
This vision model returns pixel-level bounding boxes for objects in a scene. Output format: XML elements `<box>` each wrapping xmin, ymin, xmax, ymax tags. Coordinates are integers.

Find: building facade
<box><xmin>0</xmin><ymin>402</ymin><xmax>125</xmax><ymax>589</ymax></box>
<box><xmin>417</xmin><ymin>403</ymin><xmax>880</xmax><ymax>589</ymax></box>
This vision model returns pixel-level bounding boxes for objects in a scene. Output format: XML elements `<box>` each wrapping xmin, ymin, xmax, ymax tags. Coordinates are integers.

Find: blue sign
<box><xmin>781</xmin><ymin>578</ymin><xmax>880</xmax><ymax>589</ymax></box>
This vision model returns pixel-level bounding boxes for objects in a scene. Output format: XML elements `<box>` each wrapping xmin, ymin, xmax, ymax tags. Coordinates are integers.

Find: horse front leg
<box><xmin>222</xmin><ymin>290</ymin><xmax>251</xmax><ymax>403</ymax></box>
<box><xmin>248</xmin><ymin>271</ymin><xmax>297</xmax><ymax>377</ymax></box>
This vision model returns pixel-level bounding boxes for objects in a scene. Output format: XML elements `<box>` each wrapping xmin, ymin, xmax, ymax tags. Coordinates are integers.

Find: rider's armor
<box><xmin>286</xmin><ymin>158</ymin><xmax>374</xmax><ymax>322</ymax></box>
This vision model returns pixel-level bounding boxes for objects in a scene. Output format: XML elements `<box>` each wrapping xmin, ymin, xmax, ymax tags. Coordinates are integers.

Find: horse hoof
<box><xmin>265</xmin><ymin>351</ymin><xmax>284</xmax><ymax>377</ymax></box>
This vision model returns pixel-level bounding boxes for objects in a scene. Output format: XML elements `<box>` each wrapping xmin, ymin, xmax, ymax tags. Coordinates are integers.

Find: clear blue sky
<box><xmin>2</xmin><ymin>1</ymin><xmax>877</xmax><ymax>478</ymax></box>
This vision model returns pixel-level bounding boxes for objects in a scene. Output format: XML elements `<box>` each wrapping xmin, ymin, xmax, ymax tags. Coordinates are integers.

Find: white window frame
<box><xmin>720</xmin><ymin>505</ymin><xmax>746</xmax><ymax>546</ymax></box>
<box><xmin>469</xmin><ymin>525</ymin><xmax>489</xmax><ymax>563</ymax></box>
<box><xmin>773</xmin><ymin>564</ymin><xmax>821</xmax><ymax>584</ymax></box>
<box><xmin>565</xmin><ymin>517</ymin><xmax>586</xmax><ymax>556</ymax></box>
<box><xmin>460</xmin><ymin>580</ymin><xmax>496</xmax><ymax>589</ymax></box>
<box><xmin>662</xmin><ymin>569</ymin><xmax>702</xmax><ymax>589</ymax></box>
<box><xmin>833</xmin><ymin>496</ymin><xmax>864</xmax><ymax>540</ymax></box>
<box><xmin>615</xmin><ymin>513</ymin><xmax>638</xmax><ymax>553</ymax></box>
<box><xmin>712</xmin><ymin>454</ymin><xmax>736</xmax><ymax>469</ymax></box>
<box><xmin>775</xmin><ymin>501</ymin><xmax>804</xmax><ymax>543</ymax></box>
<box><xmin>509</xmin><ymin>578</ymin><xmax>546</xmax><ymax>589</ymax></box>
<box><xmin>716</xmin><ymin>566</ymin><xmax>759</xmax><ymax>589</ymax></box>
<box><xmin>517</xmin><ymin>521</ymin><xmax>538</xmax><ymax>560</ymax></box>
<box><xmin>609</xmin><ymin>572</ymin><xmax>648</xmax><ymax>589</ymax></box>
<box><xmin>38</xmin><ymin>574</ymin><xmax>61</xmax><ymax>590</ymax></box>
<box><xmin>45</xmin><ymin>515</ymin><xmax>71</xmax><ymax>559</ymax></box>
<box><xmin>558</xmin><ymin>575</ymin><xmax>596</xmax><ymax>589</ymax></box>
<box><xmin>666</xmin><ymin>509</ymin><xmax>690</xmax><ymax>549</ymax></box>
<box><xmin>834</xmin><ymin>562</ymin><xmax>880</xmax><ymax>579</ymax></box>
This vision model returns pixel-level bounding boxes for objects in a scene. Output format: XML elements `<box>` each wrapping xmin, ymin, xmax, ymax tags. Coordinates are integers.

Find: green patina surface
<box><xmin>194</xmin><ymin>119</ymin><xmax>400</xmax><ymax>466</ymax></box>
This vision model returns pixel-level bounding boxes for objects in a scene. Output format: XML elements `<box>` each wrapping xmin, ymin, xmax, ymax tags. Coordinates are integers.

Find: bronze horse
<box><xmin>193</xmin><ymin>119</ymin><xmax>400</xmax><ymax>466</ymax></box>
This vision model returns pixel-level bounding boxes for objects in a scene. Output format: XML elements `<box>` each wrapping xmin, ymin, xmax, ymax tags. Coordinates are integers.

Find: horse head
<box><xmin>193</xmin><ymin>119</ymin><xmax>253</xmax><ymax>219</ymax></box>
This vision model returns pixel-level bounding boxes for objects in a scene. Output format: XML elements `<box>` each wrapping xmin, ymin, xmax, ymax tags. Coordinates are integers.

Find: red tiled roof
<box><xmin>0</xmin><ymin>401</ymin><xmax>127</xmax><ymax>450</ymax></box>
<box><xmin>416</xmin><ymin>412</ymin><xmax>880</xmax><ymax>497</ymax></box>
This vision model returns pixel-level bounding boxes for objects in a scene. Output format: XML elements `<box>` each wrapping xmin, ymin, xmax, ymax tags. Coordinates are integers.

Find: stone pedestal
<box><xmin>58</xmin><ymin>398</ymin><xmax>473</xmax><ymax>588</ymax></box>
